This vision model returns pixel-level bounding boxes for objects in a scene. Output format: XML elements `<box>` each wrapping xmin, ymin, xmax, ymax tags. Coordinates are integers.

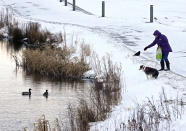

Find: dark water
<box><xmin>0</xmin><ymin>42</ymin><xmax>91</xmax><ymax>130</ymax></box>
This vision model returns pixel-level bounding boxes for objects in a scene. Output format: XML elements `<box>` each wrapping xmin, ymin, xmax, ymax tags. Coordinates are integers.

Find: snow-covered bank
<box><xmin>0</xmin><ymin>0</ymin><xmax>186</xmax><ymax>130</ymax></box>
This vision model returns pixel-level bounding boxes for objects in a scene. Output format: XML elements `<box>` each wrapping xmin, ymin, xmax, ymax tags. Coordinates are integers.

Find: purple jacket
<box><xmin>147</xmin><ymin>30</ymin><xmax>172</xmax><ymax>54</ymax></box>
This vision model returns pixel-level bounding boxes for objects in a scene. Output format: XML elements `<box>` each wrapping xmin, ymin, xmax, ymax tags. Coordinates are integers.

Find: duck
<box><xmin>43</xmin><ymin>90</ymin><xmax>48</xmax><ymax>97</ymax></box>
<box><xmin>22</xmin><ymin>88</ymin><xmax>32</xmax><ymax>95</ymax></box>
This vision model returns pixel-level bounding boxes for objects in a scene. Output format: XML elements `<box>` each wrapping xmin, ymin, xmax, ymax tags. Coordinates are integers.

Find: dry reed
<box><xmin>22</xmin><ymin>44</ymin><xmax>90</xmax><ymax>80</ymax></box>
<box><xmin>66</xmin><ymin>55</ymin><xmax>122</xmax><ymax>131</ymax></box>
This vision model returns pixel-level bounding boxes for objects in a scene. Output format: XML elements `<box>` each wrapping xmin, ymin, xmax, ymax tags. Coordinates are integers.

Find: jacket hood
<box><xmin>153</xmin><ymin>30</ymin><xmax>162</xmax><ymax>36</ymax></box>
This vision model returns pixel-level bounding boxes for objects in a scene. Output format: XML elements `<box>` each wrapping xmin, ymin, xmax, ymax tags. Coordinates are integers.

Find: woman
<box><xmin>144</xmin><ymin>30</ymin><xmax>172</xmax><ymax>71</ymax></box>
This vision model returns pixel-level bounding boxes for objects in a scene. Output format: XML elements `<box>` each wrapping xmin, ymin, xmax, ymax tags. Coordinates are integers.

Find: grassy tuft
<box><xmin>24</xmin><ymin>22</ymin><xmax>50</xmax><ymax>44</ymax></box>
<box><xmin>22</xmin><ymin>44</ymin><xmax>90</xmax><ymax>80</ymax></box>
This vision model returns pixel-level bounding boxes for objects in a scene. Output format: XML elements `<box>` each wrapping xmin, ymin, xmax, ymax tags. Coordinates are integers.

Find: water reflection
<box><xmin>0</xmin><ymin>41</ymin><xmax>91</xmax><ymax>130</ymax></box>
<box><xmin>0</xmin><ymin>40</ymin><xmax>22</xmax><ymax>55</ymax></box>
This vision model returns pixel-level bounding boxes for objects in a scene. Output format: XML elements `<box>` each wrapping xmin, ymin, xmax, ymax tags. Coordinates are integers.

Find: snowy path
<box><xmin>1</xmin><ymin>0</ymin><xmax>186</xmax><ymax>130</ymax></box>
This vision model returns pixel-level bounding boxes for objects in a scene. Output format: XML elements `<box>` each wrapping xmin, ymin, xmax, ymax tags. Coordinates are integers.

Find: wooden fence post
<box><xmin>102</xmin><ymin>1</ymin><xmax>105</xmax><ymax>17</ymax></box>
<box><xmin>150</xmin><ymin>5</ymin><xmax>153</xmax><ymax>23</ymax></box>
<box><xmin>65</xmin><ymin>0</ymin><xmax>67</xmax><ymax>6</ymax></box>
<box><xmin>73</xmin><ymin>0</ymin><xmax>76</xmax><ymax>11</ymax></box>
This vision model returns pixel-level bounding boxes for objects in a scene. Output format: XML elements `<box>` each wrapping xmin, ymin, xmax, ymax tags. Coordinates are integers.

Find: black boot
<box><xmin>165</xmin><ymin>61</ymin><xmax>170</xmax><ymax>71</ymax></box>
<box><xmin>159</xmin><ymin>61</ymin><xmax>164</xmax><ymax>71</ymax></box>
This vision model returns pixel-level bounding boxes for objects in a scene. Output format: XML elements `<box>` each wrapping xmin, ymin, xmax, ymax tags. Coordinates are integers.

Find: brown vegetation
<box><xmin>22</xmin><ymin>44</ymin><xmax>90</xmax><ymax>80</ymax></box>
<box><xmin>0</xmin><ymin>8</ymin><xmax>62</xmax><ymax>46</ymax></box>
<box><xmin>66</xmin><ymin>55</ymin><xmax>122</xmax><ymax>131</ymax></box>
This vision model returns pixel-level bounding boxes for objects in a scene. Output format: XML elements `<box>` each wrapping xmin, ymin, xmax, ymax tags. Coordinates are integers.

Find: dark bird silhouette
<box><xmin>43</xmin><ymin>90</ymin><xmax>48</xmax><ymax>97</ymax></box>
<box><xmin>134</xmin><ymin>51</ymin><xmax>141</xmax><ymax>56</ymax></box>
<box><xmin>22</xmin><ymin>88</ymin><xmax>32</xmax><ymax>96</ymax></box>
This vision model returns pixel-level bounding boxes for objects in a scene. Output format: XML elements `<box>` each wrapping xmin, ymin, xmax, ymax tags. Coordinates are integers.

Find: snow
<box><xmin>0</xmin><ymin>0</ymin><xmax>186</xmax><ymax>130</ymax></box>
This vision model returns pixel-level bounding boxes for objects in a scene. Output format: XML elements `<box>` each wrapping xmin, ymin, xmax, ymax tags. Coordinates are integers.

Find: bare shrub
<box><xmin>66</xmin><ymin>55</ymin><xmax>122</xmax><ymax>131</ymax></box>
<box><xmin>91</xmin><ymin>53</ymin><xmax>122</xmax><ymax>93</ymax></box>
<box><xmin>76</xmin><ymin>99</ymin><xmax>97</xmax><ymax>131</ymax></box>
<box><xmin>120</xmin><ymin>89</ymin><xmax>185</xmax><ymax>131</ymax></box>
<box><xmin>67</xmin><ymin>100</ymin><xmax>97</xmax><ymax>131</ymax></box>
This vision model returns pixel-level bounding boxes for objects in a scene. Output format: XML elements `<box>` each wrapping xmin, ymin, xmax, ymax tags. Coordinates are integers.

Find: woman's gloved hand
<box><xmin>144</xmin><ymin>47</ymin><xmax>148</xmax><ymax>51</ymax></box>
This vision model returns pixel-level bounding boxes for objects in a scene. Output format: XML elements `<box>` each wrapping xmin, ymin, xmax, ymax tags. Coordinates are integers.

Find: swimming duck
<box><xmin>43</xmin><ymin>90</ymin><xmax>48</xmax><ymax>97</ymax></box>
<box><xmin>22</xmin><ymin>88</ymin><xmax>32</xmax><ymax>95</ymax></box>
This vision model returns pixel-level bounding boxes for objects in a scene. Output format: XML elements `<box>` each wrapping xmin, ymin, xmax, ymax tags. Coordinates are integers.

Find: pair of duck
<box><xmin>22</xmin><ymin>88</ymin><xmax>48</xmax><ymax>97</ymax></box>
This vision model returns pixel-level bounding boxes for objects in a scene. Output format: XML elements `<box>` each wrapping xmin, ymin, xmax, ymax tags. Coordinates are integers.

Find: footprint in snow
<box><xmin>25</xmin><ymin>10</ymin><xmax>30</xmax><ymax>13</ymax></box>
<box><xmin>20</xmin><ymin>6</ymin><xmax>27</xmax><ymax>9</ymax></box>
<box><xmin>32</xmin><ymin>4</ymin><xmax>40</xmax><ymax>7</ymax></box>
<box><xmin>25</xmin><ymin>2</ymin><xmax>32</xmax><ymax>4</ymax></box>
<box><xmin>39</xmin><ymin>8</ymin><xmax>48</xmax><ymax>11</ymax></box>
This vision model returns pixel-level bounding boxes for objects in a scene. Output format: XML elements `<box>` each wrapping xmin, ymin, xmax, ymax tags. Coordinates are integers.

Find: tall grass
<box><xmin>0</xmin><ymin>8</ymin><xmax>13</xmax><ymax>28</ymax></box>
<box><xmin>25</xmin><ymin>22</ymin><xmax>46</xmax><ymax>44</ymax></box>
<box><xmin>22</xmin><ymin>44</ymin><xmax>90</xmax><ymax>80</ymax></box>
<box><xmin>0</xmin><ymin>8</ymin><xmax>62</xmax><ymax>46</ymax></box>
<box><xmin>24</xmin><ymin>115</ymin><xmax>62</xmax><ymax>131</ymax></box>
<box><xmin>66</xmin><ymin>54</ymin><xmax>122</xmax><ymax>131</ymax></box>
<box><xmin>34</xmin><ymin>115</ymin><xmax>50</xmax><ymax>131</ymax></box>
<box><xmin>8</xmin><ymin>23</ymin><xmax>24</xmax><ymax>43</ymax></box>
<box><xmin>8</xmin><ymin>22</ymin><xmax>56</xmax><ymax>45</ymax></box>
